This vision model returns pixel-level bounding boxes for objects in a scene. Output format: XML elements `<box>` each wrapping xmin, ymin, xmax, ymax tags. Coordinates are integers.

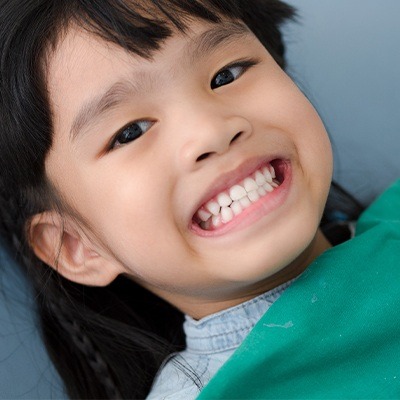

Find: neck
<box><xmin>157</xmin><ymin>229</ymin><xmax>332</xmax><ymax>320</ymax></box>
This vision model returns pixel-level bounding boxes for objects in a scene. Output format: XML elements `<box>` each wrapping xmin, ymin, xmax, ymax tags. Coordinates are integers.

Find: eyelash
<box><xmin>211</xmin><ymin>58</ymin><xmax>259</xmax><ymax>89</ymax></box>
<box><xmin>109</xmin><ymin>120</ymin><xmax>154</xmax><ymax>150</ymax></box>
<box><xmin>108</xmin><ymin>58</ymin><xmax>259</xmax><ymax>150</ymax></box>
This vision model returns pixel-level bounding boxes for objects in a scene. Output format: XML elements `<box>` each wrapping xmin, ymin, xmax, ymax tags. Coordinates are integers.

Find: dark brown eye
<box><xmin>112</xmin><ymin>120</ymin><xmax>153</xmax><ymax>149</ymax></box>
<box><xmin>210</xmin><ymin>59</ymin><xmax>259</xmax><ymax>90</ymax></box>
<box><xmin>211</xmin><ymin>65</ymin><xmax>244</xmax><ymax>89</ymax></box>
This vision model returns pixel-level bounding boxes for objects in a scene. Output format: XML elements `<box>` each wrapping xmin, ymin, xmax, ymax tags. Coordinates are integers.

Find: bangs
<box><xmin>52</xmin><ymin>0</ymin><xmax>295</xmax><ymax>65</ymax></box>
<box><xmin>60</xmin><ymin>0</ymin><xmax>242</xmax><ymax>58</ymax></box>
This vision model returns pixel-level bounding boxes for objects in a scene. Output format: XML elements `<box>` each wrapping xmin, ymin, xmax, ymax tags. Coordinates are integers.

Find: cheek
<box><xmin>258</xmin><ymin>71</ymin><xmax>332</xmax><ymax>168</ymax></box>
<box><xmin>62</xmin><ymin>160</ymin><xmax>173</xmax><ymax>252</ymax></box>
<box><xmin>246</xmin><ymin>70</ymin><xmax>333</xmax><ymax>208</ymax></box>
<box><xmin>86</xmin><ymin>169</ymin><xmax>198</xmax><ymax>282</ymax></box>
<box><xmin>243</xmin><ymin>68</ymin><xmax>318</xmax><ymax>135</ymax></box>
<box><xmin>89</xmin><ymin>170</ymin><xmax>167</xmax><ymax>233</ymax></box>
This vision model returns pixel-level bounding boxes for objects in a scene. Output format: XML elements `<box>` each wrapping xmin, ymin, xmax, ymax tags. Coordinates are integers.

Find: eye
<box><xmin>111</xmin><ymin>120</ymin><xmax>153</xmax><ymax>149</ymax></box>
<box><xmin>211</xmin><ymin>59</ymin><xmax>259</xmax><ymax>90</ymax></box>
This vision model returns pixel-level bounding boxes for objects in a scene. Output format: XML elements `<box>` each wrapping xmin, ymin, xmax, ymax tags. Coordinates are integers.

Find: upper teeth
<box><xmin>196</xmin><ymin>164</ymin><xmax>279</xmax><ymax>228</ymax></box>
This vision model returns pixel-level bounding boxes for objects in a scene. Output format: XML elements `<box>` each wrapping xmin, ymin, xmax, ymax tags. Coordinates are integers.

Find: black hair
<box><xmin>0</xmin><ymin>1</ymin><xmax>362</xmax><ymax>398</ymax></box>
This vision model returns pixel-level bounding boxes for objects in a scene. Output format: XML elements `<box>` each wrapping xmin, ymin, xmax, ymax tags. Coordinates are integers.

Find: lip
<box><xmin>188</xmin><ymin>155</ymin><xmax>289</xmax><ymax>234</ymax></box>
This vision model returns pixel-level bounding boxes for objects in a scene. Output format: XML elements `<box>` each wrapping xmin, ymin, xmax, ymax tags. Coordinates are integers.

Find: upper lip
<box><xmin>189</xmin><ymin>155</ymin><xmax>281</xmax><ymax>223</ymax></box>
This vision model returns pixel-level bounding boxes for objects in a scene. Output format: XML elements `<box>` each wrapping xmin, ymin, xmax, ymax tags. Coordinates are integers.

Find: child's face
<box><xmin>44</xmin><ymin>19</ymin><xmax>332</xmax><ymax>317</ymax></box>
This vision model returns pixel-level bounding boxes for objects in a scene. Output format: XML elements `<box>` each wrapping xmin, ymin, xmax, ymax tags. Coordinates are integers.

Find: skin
<box><xmin>32</xmin><ymin>19</ymin><xmax>333</xmax><ymax>319</ymax></box>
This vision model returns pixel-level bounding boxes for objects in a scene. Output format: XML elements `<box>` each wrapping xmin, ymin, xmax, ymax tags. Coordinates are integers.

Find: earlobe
<box><xmin>29</xmin><ymin>212</ymin><xmax>122</xmax><ymax>287</ymax></box>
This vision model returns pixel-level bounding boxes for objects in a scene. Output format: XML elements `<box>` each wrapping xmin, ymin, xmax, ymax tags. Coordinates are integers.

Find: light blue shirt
<box><xmin>147</xmin><ymin>281</ymin><xmax>292</xmax><ymax>399</ymax></box>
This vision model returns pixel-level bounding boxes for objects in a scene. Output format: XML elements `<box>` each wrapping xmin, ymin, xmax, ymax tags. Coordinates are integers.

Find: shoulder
<box><xmin>356</xmin><ymin>179</ymin><xmax>400</xmax><ymax>235</ymax></box>
<box><xmin>146</xmin><ymin>336</ymin><xmax>237</xmax><ymax>399</ymax></box>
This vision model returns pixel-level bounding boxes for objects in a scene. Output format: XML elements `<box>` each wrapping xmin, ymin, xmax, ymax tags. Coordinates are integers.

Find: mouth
<box><xmin>191</xmin><ymin>158</ymin><xmax>290</xmax><ymax>234</ymax></box>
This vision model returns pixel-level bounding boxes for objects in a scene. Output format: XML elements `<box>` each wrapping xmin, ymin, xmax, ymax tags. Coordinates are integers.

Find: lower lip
<box><xmin>190</xmin><ymin>161</ymin><xmax>292</xmax><ymax>238</ymax></box>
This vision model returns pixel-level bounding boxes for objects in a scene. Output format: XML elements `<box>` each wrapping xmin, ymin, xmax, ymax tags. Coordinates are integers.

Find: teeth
<box><xmin>262</xmin><ymin>167</ymin><xmax>273</xmax><ymax>183</ymax></box>
<box><xmin>271</xmin><ymin>180</ymin><xmax>279</xmax><ymax>188</ymax></box>
<box><xmin>258</xmin><ymin>186</ymin><xmax>267</xmax><ymax>196</ymax></box>
<box><xmin>239</xmin><ymin>196</ymin><xmax>251</xmax><ymax>208</ymax></box>
<box><xmin>255</xmin><ymin>170</ymin><xmax>266</xmax><ymax>186</ymax></box>
<box><xmin>221</xmin><ymin>207</ymin><xmax>234</xmax><ymax>223</ymax></box>
<box><xmin>217</xmin><ymin>192</ymin><xmax>232</xmax><ymax>207</ymax></box>
<box><xmin>231</xmin><ymin>201</ymin><xmax>243</xmax><ymax>216</ymax></box>
<box><xmin>206</xmin><ymin>201</ymin><xmax>220</xmax><ymax>216</ymax></box>
<box><xmin>243</xmin><ymin>177</ymin><xmax>258</xmax><ymax>192</ymax></box>
<box><xmin>269</xmin><ymin>164</ymin><xmax>276</xmax><ymax>179</ymax></box>
<box><xmin>229</xmin><ymin>185</ymin><xmax>247</xmax><ymax>201</ymax></box>
<box><xmin>212</xmin><ymin>214</ymin><xmax>222</xmax><ymax>228</ymax></box>
<box><xmin>197</xmin><ymin>163</ymin><xmax>282</xmax><ymax>230</ymax></box>
<box><xmin>198</xmin><ymin>208</ymin><xmax>212</xmax><ymax>222</ymax></box>
<box><xmin>248</xmin><ymin>190</ymin><xmax>260</xmax><ymax>203</ymax></box>
<box><xmin>263</xmin><ymin>182</ymin><xmax>274</xmax><ymax>192</ymax></box>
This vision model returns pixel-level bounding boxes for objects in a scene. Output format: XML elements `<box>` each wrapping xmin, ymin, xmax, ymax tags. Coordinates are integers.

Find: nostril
<box><xmin>195</xmin><ymin>132</ymin><xmax>244</xmax><ymax>162</ymax></box>
<box><xmin>230</xmin><ymin>131</ymin><xmax>243</xmax><ymax>145</ymax></box>
<box><xmin>196</xmin><ymin>152</ymin><xmax>212</xmax><ymax>162</ymax></box>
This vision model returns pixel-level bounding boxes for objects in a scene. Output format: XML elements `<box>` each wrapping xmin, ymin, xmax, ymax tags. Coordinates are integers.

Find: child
<box><xmin>0</xmin><ymin>1</ymin><xmax>398</xmax><ymax>399</ymax></box>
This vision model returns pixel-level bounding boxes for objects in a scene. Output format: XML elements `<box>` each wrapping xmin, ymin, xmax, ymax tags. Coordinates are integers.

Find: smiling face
<box><xmin>40</xmin><ymin>19</ymin><xmax>333</xmax><ymax>318</ymax></box>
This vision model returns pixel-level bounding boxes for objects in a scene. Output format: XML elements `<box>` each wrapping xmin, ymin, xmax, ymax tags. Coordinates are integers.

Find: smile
<box><xmin>192</xmin><ymin>159</ymin><xmax>289</xmax><ymax>233</ymax></box>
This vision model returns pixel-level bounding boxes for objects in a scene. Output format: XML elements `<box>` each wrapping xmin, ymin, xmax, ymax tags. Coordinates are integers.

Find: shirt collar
<box><xmin>183</xmin><ymin>280</ymin><xmax>293</xmax><ymax>354</ymax></box>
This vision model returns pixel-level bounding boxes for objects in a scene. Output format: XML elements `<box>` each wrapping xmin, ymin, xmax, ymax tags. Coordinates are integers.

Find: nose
<box><xmin>172</xmin><ymin>98</ymin><xmax>252</xmax><ymax>171</ymax></box>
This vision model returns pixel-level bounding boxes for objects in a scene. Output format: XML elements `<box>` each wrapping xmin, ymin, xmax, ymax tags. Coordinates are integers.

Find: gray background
<box><xmin>286</xmin><ymin>0</ymin><xmax>400</xmax><ymax>204</ymax></box>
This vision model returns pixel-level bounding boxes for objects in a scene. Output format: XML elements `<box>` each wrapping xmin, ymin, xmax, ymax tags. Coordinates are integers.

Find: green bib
<box><xmin>198</xmin><ymin>180</ymin><xmax>400</xmax><ymax>399</ymax></box>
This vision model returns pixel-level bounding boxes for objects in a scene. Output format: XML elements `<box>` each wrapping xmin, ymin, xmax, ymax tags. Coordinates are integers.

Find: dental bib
<box><xmin>197</xmin><ymin>179</ymin><xmax>400</xmax><ymax>399</ymax></box>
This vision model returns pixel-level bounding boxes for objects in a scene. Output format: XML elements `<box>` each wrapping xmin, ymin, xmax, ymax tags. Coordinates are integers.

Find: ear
<box><xmin>29</xmin><ymin>211</ymin><xmax>122</xmax><ymax>286</ymax></box>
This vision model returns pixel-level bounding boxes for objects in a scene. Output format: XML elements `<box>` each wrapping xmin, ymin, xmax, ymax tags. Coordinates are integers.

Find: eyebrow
<box><xmin>70</xmin><ymin>81</ymin><xmax>139</xmax><ymax>141</ymax></box>
<box><xmin>184</xmin><ymin>21</ymin><xmax>251</xmax><ymax>64</ymax></box>
<box><xmin>69</xmin><ymin>22</ymin><xmax>251</xmax><ymax>142</ymax></box>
